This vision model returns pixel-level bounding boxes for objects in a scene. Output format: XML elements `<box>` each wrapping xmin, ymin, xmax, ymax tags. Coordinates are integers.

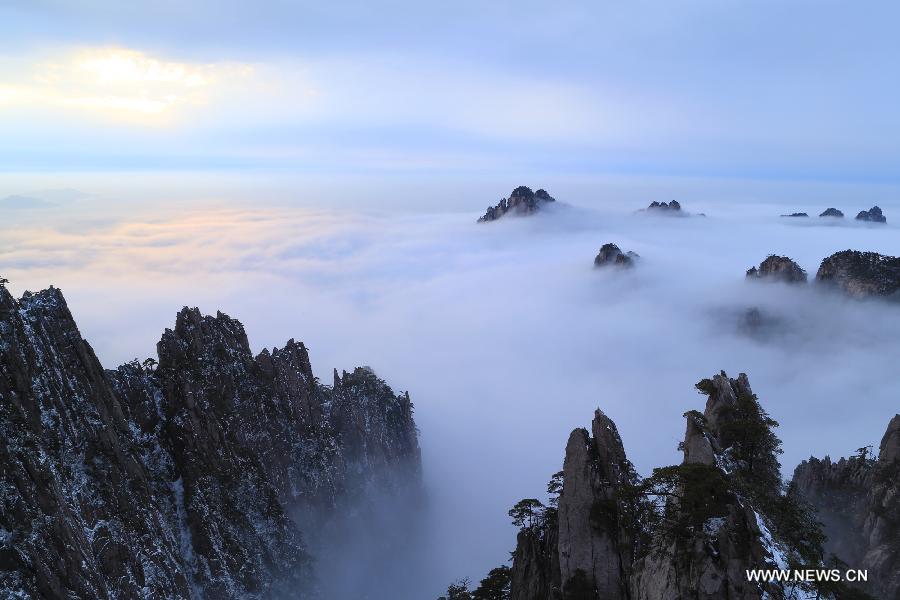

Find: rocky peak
<box><xmin>745</xmin><ymin>255</ymin><xmax>807</xmax><ymax>284</ymax></box>
<box><xmin>855</xmin><ymin>206</ymin><xmax>887</xmax><ymax>222</ymax></box>
<box><xmin>0</xmin><ymin>285</ymin><xmax>422</xmax><ymax>599</ymax></box>
<box><xmin>478</xmin><ymin>186</ymin><xmax>556</xmax><ymax>222</ymax></box>
<box><xmin>819</xmin><ymin>207</ymin><xmax>844</xmax><ymax>218</ymax></box>
<box><xmin>699</xmin><ymin>371</ymin><xmax>752</xmax><ymax>435</ymax></box>
<box><xmin>591</xmin><ymin>409</ymin><xmax>628</xmax><ymax>469</ymax></box>
<box><xmin>780</xmin><ymin>212</ymin><xmax>809</xmax><ymax>217</ymax></box>
<box><xmin>557</xmin><ymin>409</ymin><xmax>633</xmax><ymax>600</ymax></box>
<box><xmin>645</xmin><ymin>200</ymin><xmax>682</xmax><ymax>213</ymax></box>
<box><xmin>593</xmin><ymin>243</ymin><xmax>639</xmax><ymax>269</ymax></box>
<box><xmin>159</xmin><ymin>307</ymin><xmax>253</xmax><ymax>371</ymax></box>
<box><xmin>815</xmin><ymin>250</ymin><xmax>900</xmax><ymax>299</ymax></box>
<box><xmin>507</xmin><ymin>372</ymin><xmax>821</xmax><ymax>600</ymax></box>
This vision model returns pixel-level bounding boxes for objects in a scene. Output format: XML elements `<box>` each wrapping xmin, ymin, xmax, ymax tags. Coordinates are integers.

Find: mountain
<box><xmin>0</xmin><ymin>283</ymin><xmax>420</xmax><ymax>599</ymax></box>
<box><xmin>793</xmin><ymin>417</ymin><xmax>900</xmax><ymax>600</ymax></box>
<box><xmin>746</xmin><ymin>255</ymin><xmax>807</xmax><ymax>284</ymax></box>
<box><xmin>643</xmin><ymin>200</ymin><xmax>685</xmax><ymax>215</ymax></box>
<box><xmin>854</xmin><ymin>207</ymin><xmax>886</xmax><ymax>223</ymax></box>
<box><xmin>478</xmin><ymin>187</ymin><xmax>556</xmax><ymax>222</ymax></box>
<box><xmin>815</xmin><ymin>250</ymin><xmax>900</xmax><ymax>299</ymax></box>
<box><xmin>593</xmin><ymin>243</ymin><xmax>639</xmax><ymax>269</ymax></box>
<box><xmin>462</xmin><ymin>372</ymin><xmax>889</xmax><ymax>600</ymax></box>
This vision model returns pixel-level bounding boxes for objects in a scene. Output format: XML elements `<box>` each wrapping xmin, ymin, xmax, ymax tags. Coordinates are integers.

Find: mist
<box><xmin>2</xmin><ymin>175</ymin><xmax>900</xmax><ymax>598</ymax></box>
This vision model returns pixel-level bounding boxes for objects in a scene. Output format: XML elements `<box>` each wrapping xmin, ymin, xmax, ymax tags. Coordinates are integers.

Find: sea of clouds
<box><xmin>2</xmin><ymin>176</ymin><xmax>900</xmax><ymax>598</ymax></box>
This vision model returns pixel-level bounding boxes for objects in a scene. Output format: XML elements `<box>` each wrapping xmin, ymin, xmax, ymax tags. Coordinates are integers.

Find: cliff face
<box><xmin>509</xmin><ymin>372</ymin><xmax>832</xmax><ymax>600</ymax></box>
<box><xmin>557</xmin><ymin>410</ymin><xmax>634</xmax><ymax>599</ymax></box>
<box><xmin>0</xmin><ymin>285</ymin><xmax>420</xmax><ymax>599</ymax></box>
<box><xmin>510</xmin><ymin>520</ymin><xmax>559</xmax><ymax>600</ymax></box>
<box><xmin>793</xmin><ymin>416</ymin><xmax>900</xmax><ymax>600</ymax></box>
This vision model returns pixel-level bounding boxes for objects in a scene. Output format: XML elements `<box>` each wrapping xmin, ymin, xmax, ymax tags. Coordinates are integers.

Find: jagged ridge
<box><xmin>0</xmin><ymin>284</ymin><xmax>420</xmax><ymax>599</ymax></box>
<box><xmin>502</xmin><ymin>372</ymin><xmax>878</xmax><ymax>600</ymax></box>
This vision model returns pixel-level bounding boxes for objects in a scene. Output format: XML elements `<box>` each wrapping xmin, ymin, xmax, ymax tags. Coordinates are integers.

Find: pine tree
<box><xmin>508</xmin><ymin>499</ymin><xmax>546</xmax><ymax>530</ymax></box>
<box><xmin>472</xmin><ymin>566</ymin><xmax>511</xmax><ymax>600</ymax></box>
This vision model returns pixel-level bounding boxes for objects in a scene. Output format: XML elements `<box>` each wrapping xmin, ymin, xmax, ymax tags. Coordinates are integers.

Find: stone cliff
<box><xmin>0</xmin><ymin>283</ymin><xmax>420</xmax><ymax>599</ymax></box>
<box><xmin>505</xmin><ymin>372</ymin><xmax>877</xmax><ymax>600</ymax></box>
<box><xmin>793</xmin><ymin>416</ymin><xmax>900</xmax><ymax>600</ymax></box>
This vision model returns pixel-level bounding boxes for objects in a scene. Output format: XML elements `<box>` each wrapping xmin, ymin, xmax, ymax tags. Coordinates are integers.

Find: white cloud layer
<box><xmin>2</xmin><ymin>181</ymin><xmax>900</xmax><ymax>596</ymax></box>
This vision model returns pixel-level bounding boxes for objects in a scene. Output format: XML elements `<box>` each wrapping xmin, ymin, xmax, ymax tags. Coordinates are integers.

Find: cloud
<box><xmin>0</xmin><ymin>194</ymin><xmax>54</xmax><ymax>209</ymax></box>
<box><xmin>0</xmin><ymin>46</ymin><xmax>254</xmax><ymax>123</ymax></box>
<box><xmin>3</xmin><ymin>186</ymin><xmax>900</xmax><ymax>597</ymax></box>
<box><xmin>4</xmin><ymin>2</ymin><xmax>900</xmax><ymax>176</ymax></box>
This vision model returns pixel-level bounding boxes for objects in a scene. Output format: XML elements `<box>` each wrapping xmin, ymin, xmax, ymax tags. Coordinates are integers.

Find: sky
<box><xmin>3</xmin><ymin>1</ymin><xmax>900</xmax><ymax>179</ymax></box>
<box><xmin>4</xmin><ymin>3</ymin><xmax>900</xmax><ymax>598</ymax></box>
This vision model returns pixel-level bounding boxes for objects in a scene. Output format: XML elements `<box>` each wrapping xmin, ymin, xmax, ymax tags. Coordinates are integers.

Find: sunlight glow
<box><xmin>75</xmin><ymin>48</ymin><xmax>213</xmax><ymax>87</ymax></box>
<box><xmin>2</xmin><ymin>46</ymin><xmax>254</xmax><ymax>122</ymax></box>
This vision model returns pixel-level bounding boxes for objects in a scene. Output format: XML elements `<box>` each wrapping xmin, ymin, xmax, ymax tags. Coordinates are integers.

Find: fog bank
<box><xmin>2</xmin><ymin>178</ymin><xmax>900</xmax><ymax>598</ymax></box>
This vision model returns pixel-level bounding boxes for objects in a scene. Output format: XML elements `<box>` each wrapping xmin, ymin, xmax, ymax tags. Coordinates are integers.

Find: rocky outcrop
<box><xmin>820</xmin><ymin>208</ymin><xmax>844</xmax><ymax>218</ymax></box>
<box><xmin>557</xmin><ymin>410</ymin><xmax>635</xmax><ymax>599</ymax></box>
<box><xmin>510</xmin><ymin>519</ymin><xmax>560</xmax><ymax>600</ymax></box>
<box><xmin>745</xmin><ymin>255</ymin><xmax>807</xmax><ymax>284</ymax></box>
<box><xmin>815</xmin><ymin>250</ymin><xmax>900</xmax><ymax>299</ymax></box>
<box><xmin>0</xmin><ymin>284</ymin><xmax>420</xmax><ymax>599</ymax></box>
<box><xmin>780</xmin><ymin>212</ymin><xmax>809</xmax><ymax>218</ymax></box>
<box><xmin>644</xmin><ymin>200</ymin><xmax>683</xmax><ymax>214</ymax></box>
<box><xmin>793</xmin><ymin>415</ymin><xmax>900</xmax><ymax>600</ymax></box>
<box><xmin>629</xmin><ymin>374</ymin><xmax>790</xmax><ymax>600</ymax></box>
<box><xmin>855</xmin><ymin>206</ymin><xmax>887</xmax><ymax>223</ymax></box>
<box><xmin>478</xmin><ymin>186</ymin><xmax>556</xmax><ymax>222</ymax></box>
<box><xmin>507</xmin><ymin>372</ymin><xmax>829</xmax><ymax>600</ymax></box>
<box><xmin>593</xmin><ymin>243</ymin><xmax>639</xmax><ymax>269</ymax></box>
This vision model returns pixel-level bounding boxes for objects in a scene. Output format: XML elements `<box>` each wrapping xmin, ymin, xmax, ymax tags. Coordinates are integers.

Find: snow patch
<box><xmin>171</xmin><ymin>477</ymin><xmax>201</xmax><ymax>599</ymax></box>
<box><xmin>754</xmin><ymin>511</ymin><xmax>789</xmax><ymax>569</ymax></box>
<box><xmin>703</xmin><ymin>516</ymin><xmax>727</xmax><ymax>537</ymax></box>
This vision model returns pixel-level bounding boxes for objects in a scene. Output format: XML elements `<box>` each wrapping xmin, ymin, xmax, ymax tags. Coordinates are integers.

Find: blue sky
<box><xmin>3</xmin><ymin>1</ymin><xmax>900</xmax><ymax>179</ymax></box>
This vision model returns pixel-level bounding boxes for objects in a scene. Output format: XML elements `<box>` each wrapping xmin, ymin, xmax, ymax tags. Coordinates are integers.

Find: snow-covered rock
<box><xmin>0</xmin><ymin>284</ymin><xmax>420</xmax><ymax>599</ymax></box>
